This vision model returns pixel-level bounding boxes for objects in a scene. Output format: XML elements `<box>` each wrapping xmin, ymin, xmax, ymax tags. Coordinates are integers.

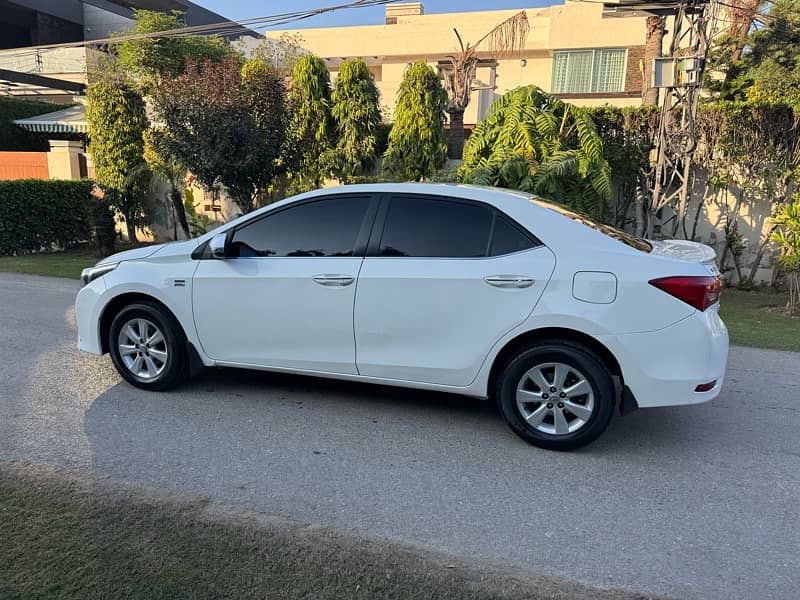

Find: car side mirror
<box><xmin>209</xmin><ymin>232</ymin><xmax>227</xmax><ymax>259</ymax></box>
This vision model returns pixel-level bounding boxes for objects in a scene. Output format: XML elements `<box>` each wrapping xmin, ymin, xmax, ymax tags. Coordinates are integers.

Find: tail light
<box><xmin>648</xmin><ymin>275</ymin><xmax>722</xmax><ymax>311</ymax></box>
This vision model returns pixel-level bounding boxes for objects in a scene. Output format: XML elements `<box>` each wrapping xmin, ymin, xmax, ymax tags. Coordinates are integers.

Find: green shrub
<box><xmin>0</xmin><ymin>179</ymin><xmax>95</xmax><ymax>255</ymax></box>
<box><xmin>0</xmin><ymin>97</ymin><xmax>60</xmax><ymax>151</ymax></box>
<box><xmin>382</xmin><ymin>61</ymin><xmax>447</xmax><ymax>181</ymax></box>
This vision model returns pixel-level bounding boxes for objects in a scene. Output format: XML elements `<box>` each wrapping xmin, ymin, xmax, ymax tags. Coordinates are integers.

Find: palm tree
<box><xmin>440</xmin><ymin>11</ymin><xmax>529</xmax><ymax>159</ymax></box>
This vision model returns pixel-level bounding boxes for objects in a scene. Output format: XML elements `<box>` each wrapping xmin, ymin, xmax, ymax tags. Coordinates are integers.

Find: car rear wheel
<box><xmin>497</xmin><ymin>341</ymin><xmax>615</xmax><ymax>451</ymax></box>
<box><xmin>108</xmin><ymin>302</ymin><xmax>189</xmax><ymax>391</ymax></box>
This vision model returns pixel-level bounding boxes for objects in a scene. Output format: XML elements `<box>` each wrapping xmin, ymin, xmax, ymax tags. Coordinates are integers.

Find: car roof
<box><xmin>304</xmin><ymin>182</ymin><xmax>535</xmax><ymax>203</ymax></box>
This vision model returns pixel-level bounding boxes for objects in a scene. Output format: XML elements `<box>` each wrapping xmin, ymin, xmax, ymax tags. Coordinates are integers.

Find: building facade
<box><xmin>0</xmin><ymin>0</ymin><xmax>255</xmax><ymax>99</ymax></box>
<box><xmin>267</xmin><ymin>0</ymin><xmax>652</xmax><ymax>127</ymax></box>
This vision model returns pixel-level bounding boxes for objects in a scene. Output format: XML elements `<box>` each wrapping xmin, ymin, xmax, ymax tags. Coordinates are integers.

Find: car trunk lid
<box><xmin>647</xmin><ymin>239</ymin><xmax>720</xmax><ymax>275</ymax></box>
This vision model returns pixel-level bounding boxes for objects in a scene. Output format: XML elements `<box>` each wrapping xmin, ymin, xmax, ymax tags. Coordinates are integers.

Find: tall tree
<box><xmin>459</xmin><ymin>85</ymin><xmax>611</xmax><ymax>217</ymax></box>
<box><xmin>383</xmin><ymin>61</ymin><xmax>447</xmax><ymax>181</ymax></box>
<box><xmin>250</xmin><ymin>32</ymin><xmax>307</xmax><ymax>77</ymax></box>
<box><xmin>116</xmin><ymin>9</ymin><xmax>238</xmax><ymax>84</ymax></box>
<box><xmin>441</xmin><ymin>11</ymin><xmax>529</xmax><ymax>159</ymax></box>
<box><xmin>86</xmin><ymin>80</ymin><xmax>149</xmax><ymax>242</ymax></box>
<box><xmin>327</xmin><ymin>58</ymin><xmax>382</xmax><ymax>182</ymax></box>
<box><xmin>709</xmin><ymin>0</ymin><xmax>800</xmax><ymax>105</ymax></box>
<box><xmin>151</xmin><ymin>59</ymin><xmax>286</xmax><ymax>215</ymax></box>
<box><xmin>285</xmin><ymin>54</ymin><xmax>335</xmax><ymax>190</ymax></box>
<box><xmin>105</xmin><ymin>9</ymin><xmax>238</xmax><ymax>233</ymax></box>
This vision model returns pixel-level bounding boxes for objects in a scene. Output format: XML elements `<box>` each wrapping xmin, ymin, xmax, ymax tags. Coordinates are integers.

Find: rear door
<box><xmin>354</xmin><ymin>193</ymin><xmax>556</xmax><ymax>387</ymax></box>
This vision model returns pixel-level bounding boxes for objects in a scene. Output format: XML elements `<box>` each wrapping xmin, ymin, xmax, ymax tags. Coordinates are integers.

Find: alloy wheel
<box><xmin>117</xmin><ymin>318</ymin><xmax>169</xmax><ymax>380</ymax></box>
<box><xmin>515</xmin><ymin>362</ymin><xmax>595</xmax><ymax>435</ymax></box>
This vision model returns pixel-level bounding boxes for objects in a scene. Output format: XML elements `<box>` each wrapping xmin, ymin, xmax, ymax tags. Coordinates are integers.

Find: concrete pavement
<box><xmin>1</xmin><ymin>272</ymin><xmax>798</xmax><ymax>600</ymax></box>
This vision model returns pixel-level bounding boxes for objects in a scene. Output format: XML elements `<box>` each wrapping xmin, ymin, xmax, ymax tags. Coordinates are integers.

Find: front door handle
<box><xmin>312</xmin><ymin>274</ymin><xmax>355</xmax><ymax>287</ymax></box>
<box><xmin>484</xmin><ymin>275</ymin><xmax>535</xmax><ymax>289</ymax></box>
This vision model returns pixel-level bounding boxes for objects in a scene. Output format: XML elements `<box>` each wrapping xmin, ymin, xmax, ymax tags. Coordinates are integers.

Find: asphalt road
<box><xmin>1</xmin><ymin>272</ymin><xmax>799</xmax><ymax>600</ymax></box>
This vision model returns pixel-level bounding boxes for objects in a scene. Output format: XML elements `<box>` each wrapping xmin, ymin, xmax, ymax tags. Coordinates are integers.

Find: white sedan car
<box><xmin>76</xmin><ymin>183</ymin><xmax>728</xmax><ymax>450</ymax></box>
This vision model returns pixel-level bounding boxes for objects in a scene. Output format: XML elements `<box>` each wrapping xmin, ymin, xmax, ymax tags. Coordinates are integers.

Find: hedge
<box><xmin>0</xmin><ymin>97</ymin><xmax>60</xmax><ymax>151</ymax></box>
<box><xmin>0</xmin><ymin>179</ymin><xmax>95</xmax><ymax>255</ymax></box>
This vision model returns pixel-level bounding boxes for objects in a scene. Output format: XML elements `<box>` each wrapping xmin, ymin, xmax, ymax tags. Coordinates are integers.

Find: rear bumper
<box><xmin>600</xmin><ymin>307</ymin><xmax>729</xmax><ymax>409</ymax></box>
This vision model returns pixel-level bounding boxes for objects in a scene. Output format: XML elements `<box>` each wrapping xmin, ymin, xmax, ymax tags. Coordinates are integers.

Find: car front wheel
<box><xmin>497</xmin><ymin>341</ymin><xmax>615</xmax><ymax>451</ymax></box>
<box><xmin>108</xmin><ymin>302</ymin><xmax>189</xmax><ymax>391</ymax></box>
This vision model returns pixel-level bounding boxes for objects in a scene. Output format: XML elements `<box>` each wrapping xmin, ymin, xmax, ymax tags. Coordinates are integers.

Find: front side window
<box><xmin>551</xmin><ymin>49</ymin><xmax>626</xmax><ymax>94</ymax></box>
<box><xmin>230</xmin><ymin>195</ymin><xmax>370</xmax><ymax>258</ymax></box>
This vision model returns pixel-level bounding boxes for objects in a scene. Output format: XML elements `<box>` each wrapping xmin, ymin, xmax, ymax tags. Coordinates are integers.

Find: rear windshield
<box><xmin>532</xmin><ymin>199</ymin><xmax>652</xmax><ymax>253</ymax></box>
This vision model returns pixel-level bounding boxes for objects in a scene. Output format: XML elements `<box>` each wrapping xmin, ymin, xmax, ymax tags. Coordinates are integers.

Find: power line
<box><xmin>0</xmin><ymin>0</ymin><xmax>401</xmax><ymax>54</ymax></box>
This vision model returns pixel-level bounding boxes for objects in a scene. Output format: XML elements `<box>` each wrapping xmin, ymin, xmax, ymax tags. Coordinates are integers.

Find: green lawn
<box><xmin>0</xmin><ymin>248</ymin><xmax>95</xmax><ymax>279</ymax></box>
<box><xmin>0</xmin><ymin>461</ymin><xmax>647</xmax><ymax>600</ymax></box>
<box><xmin>1</xmin><ymin>250</ymin><xmax>797</xmax><ymax>353</ymax></box>
<box><xmin>720</xmin><ymin>288</ymin><xmax>799</xmax><ymax>352</ymax></box>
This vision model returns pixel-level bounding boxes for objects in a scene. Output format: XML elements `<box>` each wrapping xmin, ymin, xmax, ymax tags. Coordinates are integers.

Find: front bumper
<box><xmin>600</xmin><ymin>307</ymin><xmax>729</xmax><ymax>409</ymax></box>
<box><xmin>75</xmin><ymin>277</ymin><xmax>106</xmax><ymax>355</ymax></box>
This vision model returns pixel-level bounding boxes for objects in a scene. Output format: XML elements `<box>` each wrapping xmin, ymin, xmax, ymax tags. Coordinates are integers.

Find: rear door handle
<box><xmin>312</xmin><ymin>274</ymin><xmax>355</xmax><ymax>287</ymax></box>
<box><xmin>484</xmin><ymin>275</ymin><xmax>535</xmax><ymax>289</ymax></box>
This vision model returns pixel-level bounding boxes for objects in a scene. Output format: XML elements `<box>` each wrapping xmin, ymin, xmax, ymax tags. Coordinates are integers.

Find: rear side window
<box><xmin>533</xmin><ymin>199</ymin><xmax>652</xmax><ymax>253</ymax></box>
<box><xmin>379</xmin><ymin>196</ymin><xmax>493</xmax><ymax>257</ymax></box>
<box><xmin>230</xmin><ymin>195</ymin><xmax>370</xmax><ymax>257</ymax></box>
<box><xmin>490</xmin><ymin>214</ymin><xmax>537</xmax><ymax>256</ymax></box>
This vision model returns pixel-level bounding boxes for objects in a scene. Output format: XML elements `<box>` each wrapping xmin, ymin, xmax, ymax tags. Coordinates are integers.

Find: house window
<box><xmin>551</xmin><ymin>49</ymin><xmax>627</xmax><ymax>94</ymax></box>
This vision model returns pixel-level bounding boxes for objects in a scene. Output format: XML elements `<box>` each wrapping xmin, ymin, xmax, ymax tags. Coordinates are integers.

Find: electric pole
<box><xmin>602</xmin><ymin>0</ymin><xmax>723</xmax><ymax>237</ymax></box>
<box><xmin>648</xmin><ymin>0</ymin><xmax>721</xmax><ymax>238</ymax></box>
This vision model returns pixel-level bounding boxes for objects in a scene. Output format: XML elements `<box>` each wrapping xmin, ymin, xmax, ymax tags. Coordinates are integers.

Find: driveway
<box><xmin>1</xmin><ymin>272</ymin><xmax>798</xmax><ymax>600</ymax></box>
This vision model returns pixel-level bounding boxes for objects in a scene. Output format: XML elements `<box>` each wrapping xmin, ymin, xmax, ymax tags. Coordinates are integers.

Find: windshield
<box><xmin>531</xmin><ymin>198</ymin><xmax>652</xmax><ymax>253</ymax></box>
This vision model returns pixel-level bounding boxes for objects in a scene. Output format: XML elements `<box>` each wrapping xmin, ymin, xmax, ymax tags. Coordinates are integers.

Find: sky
<box><xmin>193</xmin><ymin>1</ymin><xmax>557</xmax><ymax>31</ymax></box>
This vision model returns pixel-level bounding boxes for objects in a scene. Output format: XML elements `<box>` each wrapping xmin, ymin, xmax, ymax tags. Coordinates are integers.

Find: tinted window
<box><xmin>379</xmin><ymin>196</ymin><xmax>492</xmax><ymax>258</ymax></box>
<box><xmin>490</xmin><ymin>214</ymin><xmax>536</xmax><ymax>256</ymax></box>
<box><xmin>532</xmin><ymin>199</ymin><xmax>652</xmax><ymax>253</ymax></box>
<box><xmin>230</xmin><ymin>196</ymin><xmax>370</xmax><ymax>258</ymax></box>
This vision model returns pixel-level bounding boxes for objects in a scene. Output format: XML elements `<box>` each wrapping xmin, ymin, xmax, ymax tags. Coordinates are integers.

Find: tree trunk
<box><xmin>125</xmin><ymin>217</ymin><xmax>137</xmax><ymax>245</ymax></box>
<box><xmin>170</xmin><ymin>187</ymin><xmax>190</xmax><ymax>239</ymax></box>
<box><xmin>447</xmin><ymin>110</ymin><xmax>466</xmax><ymax>160</ymax></box>
<box><xmin>634</xmin><ymin>177</ymin><xmax>648</xmax><ymax>237</ymax></box>
<box><xmin>642</xmin><ymin>16</ymin><xmax>664</xmax><ymax>106</ymax></box>
<box><xmin>788</xmin><ymin>272</ymin><xmax>799</xmax><ymax>314</ymax></box>
<box><xmin>742</xmin><ymin>224</ymin><xmax>777</xmax><ymax>286</ymax></box>
<box><xmin>690</xmin><ymin>186</ymin><xmax>713</xmax><ymax>241</ymax></box>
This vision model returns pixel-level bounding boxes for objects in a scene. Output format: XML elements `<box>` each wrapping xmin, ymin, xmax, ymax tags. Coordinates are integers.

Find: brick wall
<box><xmin>625</xmin><ymin>45</ymin><xmax>645</xmax><ymax>94</ymax></box>
<box><xmin>0</xmin><ymin>152</ymin><xmax>49</xmax><ymax>180</ymax></box>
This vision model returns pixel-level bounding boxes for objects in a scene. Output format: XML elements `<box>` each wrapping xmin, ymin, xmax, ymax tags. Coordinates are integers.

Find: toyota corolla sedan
<box><xmin>75</xmin><ymin>183</ymin><xmax>728</xmax><ymax>450</ymax></box>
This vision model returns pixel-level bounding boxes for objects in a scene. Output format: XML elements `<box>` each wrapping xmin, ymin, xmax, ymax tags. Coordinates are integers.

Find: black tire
<box><xmin>496</xmin><ymin>340</ymin><xmax>615</xmax><ymax>451</ymax></box>
<box><xmin>108</xmin><ymin>301</ymin><xmax>189</xmax><ymax>391</ymax></box>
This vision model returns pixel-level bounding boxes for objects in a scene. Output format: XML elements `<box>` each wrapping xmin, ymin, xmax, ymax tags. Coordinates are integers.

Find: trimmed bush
<box><xmin>0</xmin><ymin>179</ymin><xmax>95</xmax><ymax>255</ymax></box>
<box><xmin>0</xmin><ymin>97</ymin><xmax>59</xmax><ymax>151</ymax></box>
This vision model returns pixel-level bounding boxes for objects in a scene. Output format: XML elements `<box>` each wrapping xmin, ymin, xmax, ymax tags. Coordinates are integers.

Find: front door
<box><xmin>355</xmin><ymin>193</ymin><xmax>556</xmax><ymax>386</ymax></box>
<box><xmin>192</xmin><ymin>194</ymin><xmax>376</xmax><ymax>374</ymax></box>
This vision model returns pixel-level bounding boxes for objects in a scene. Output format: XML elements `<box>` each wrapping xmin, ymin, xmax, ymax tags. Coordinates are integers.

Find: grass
<box><xmin>720</xmin><ymin>288</ymin><xmax>800</xmax><ymax>352</ymax></box>
<box><xmin>0</xmin><ymin>461</ymin><xmax>656</xmax><ymax>600</ymax></box>
<box><xmin>0</xmin><ymin>248</ymin><xmax>96</xmax><ymax>279</ymax></box>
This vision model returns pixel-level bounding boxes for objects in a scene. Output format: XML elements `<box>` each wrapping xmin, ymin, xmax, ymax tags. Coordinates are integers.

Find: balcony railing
<box><xmin>0</xmin><ymin>47</ymin><xmax>88</xmax><ymax>75</ymax></box>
